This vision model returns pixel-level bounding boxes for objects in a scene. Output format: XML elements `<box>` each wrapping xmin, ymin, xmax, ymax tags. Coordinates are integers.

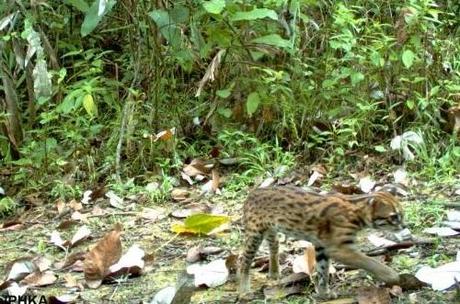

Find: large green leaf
<box><xmin>149</xmin><ymin>10</ymin><xmax>181</xmax><ymax>49</ymax></box>
<box><xmin>81</xmin><ymin>0</ymin><xmax>117</xmax><ymax>37</ymax></box>
<box><xmin>202</xmin><ymin>0</ymin><xmax>226</xmax><ymax>15</ymax></box>
<box><xmin>246</xmin><ymin>92</ymin><xmax>260</xmax><ymax>117</ymax></box>
<box><xmin>171</xmin><ymin>213</ymin><xmax>230</xmax><ymax>235</ymax></box>
<box><xmin>231</xmin><ymin>8</ymin><xmax>278</xmax><ymax>21</ymax></box>
<box><xmin>252</xmin><ymin>34</ymin><xmax>291</xmax><ymax>49</ymax></box>
<box><xmin>402</xmin><ymin>49</ymin><xmax>415</xmax><ymax>68</ymax></box>
<box><xmin>64</xmin><ymin>0</ymin><xmax>89</xmax><ymax>12</ymax></box>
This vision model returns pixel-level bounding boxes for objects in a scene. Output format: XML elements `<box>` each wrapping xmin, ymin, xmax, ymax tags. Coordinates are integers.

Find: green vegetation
<box><xmin>0</xmin><ymin>0</ymin><xmax>459</xmax><ymax>302</ymax></box>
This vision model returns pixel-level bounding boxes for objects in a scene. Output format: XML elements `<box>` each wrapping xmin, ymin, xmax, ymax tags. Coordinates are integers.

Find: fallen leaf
<box><xmin>50</xmin><ymin>230</ymin><xmax>69</xmax><ymax>250</ymax></box>
<box><xmin>56</xmin><ymin>199</ymin><xmax>66</xmax><ymax>214</ymax></box>
<box><xmin>446</xmin><ymin>210</ymin><xmax>460</xmax><ymax>222</ymax></box>
<box><xmin>6</xmin><ymin>282</ymin><xmax>27</xmax><ymax>297</ymax></box>
<box><xmin>154</xmin><ymin>128</ymin><xmax>175</xmax><ymax>142</ymax></box>
<box><xmin>81</xmin><ymin>190</ymin><xmax>93</xmax><ymax>204</ymax></box>
<box><xmin>368</xmin><ymin>234</ymin><xmax>396</xmax><ymax>247</ymax></box>
<box><xmin>292</xmin><ymin>244</ymin><xmax>316</xmax><ymax>275</ymax></box>
<box><xmin>6</xmin><ymin>258</ymin><xmax>38</xmax><ymax>281</ymax></box>
<box><xmin>423</xmin><ymin>227</ymin><xmax>460</xmax><ymax>237</ymax></box>
<box><xmin>22</xmin><ymin>270</ymin><xmax>57</xmax><ymax>287</ymax></box>
<box><xmin>151</xmin><ymin>286</ymin><xmax>177</xmax><ymax>304</ymax></box>
<box><xmin>186</xmin><ymin>246</ymin><xmax>223</xmax><ymax>263</ymax></box>
<box><xmin>183</xmin><ymin>159</ymin><xmax>210</xmax><ymax>177</ymax></box>
<box><xmin>57</xmin><ymin>220</ymin><xmax>78</xmax><ymax>230</ymax></box>
<box><xmin>140</xmin><ymin>208</ymin><xmax>166</xmax><ymax>222</ymax></box>
<box><xmin>91</xmin><ymin>206</ymin><xmax>105</xmax><ymax>216</ymax></box>
<box><xmin>171</xmin><ymin>213</ymin><xmax>230</xmax><ymax>235</ymax></box>
<box><xmin>415</xmin><ymin>257</ymin><xmax>460</xmax><ymax>291</ymax></box>
<box><xmin>359</xmin><ymin>176</ymin><xmax>376</xmax><ymax>193</ymax></box>
<box><xmin>180</xmin><ymin>172</ymin><xmax>194</xmax><ymax>185</ymax></box>
<box><xmin>0</xmin><ymin>220</ymin><xmax>23</xmax><ymax>231</ymax></box>
<box><xmin>108</xmin><ymin>244</ymin><xmax>145</xmax><ymax>277</ymax></box>
<box><xmin>68</xmin><ymin>199</ymin><xmax>83</xmax><ymax>211</ymax></box>
<box><xmin>357</xmin><ymin>286</ymin><xmax>390</xmax><ymax>304</ymax></box>
<box><xmin>33</xmin><ymin>256</ymin><xmax>51</xmax><ymax>272</ymax></box>
<box><xmin>393</xmin><ymin>168</ymin><xmax>409</xmax><ymax>186</ymax></box>
<box><xmin>70</xmin><ymin>225</ymin><xmax>91</xmax><ymax>247</ymax></box>
<box><xmin>186</xmin><ymin>259</ymin><xmax>228</xmax><ymax>287</ymax></box>
<box><xmin>307</xmin><ymin>170</ymin><xmax>323</xmax><ymax>187</ymax></box>
<box><xmin>106</xmin><ymin>191</ymin><xmax>125</xmax><ymax>209</ymax></box>
<box><xmin>259</xmin><ymin>177</ymin><xmax>275</xmax><ymax>188</ymax></box>
<box><xmin>48</xmin><ymin>294</ymin><xmax>79</xmax><ymax>304</ymax></box>
<box><xmin>71</xmin><ymin>211</ymin><xmax>89</xmax><ymax>222</ymax></box>
<box><xmin>171</xmin><ymin>188</ymin><xmax>190</xmax><ymax>202</ymax></box>
<box><xmin>218</xmin><ymin>158</ymin><xmax>239</xmax><ymax>165</ymax></box>
<box><xmin>170</xmin><ymin>204</ymin><xmax>210</xmax><ymax>219</ymax></box>
<box><xmin>83</xmin><ymin>224</ymin><xmax>123</xmax><ymax>288</ymax></box>
<box><xmin>54</xmin><ymin>251</ymin><xmax>86</xmax><ymax>270</ymax></box>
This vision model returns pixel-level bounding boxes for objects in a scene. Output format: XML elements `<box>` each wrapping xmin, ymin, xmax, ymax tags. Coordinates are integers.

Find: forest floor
<box><xmin>1</xmin><ymin>158</ymin><xmax>460</xmax><ymax>304</ymax></box>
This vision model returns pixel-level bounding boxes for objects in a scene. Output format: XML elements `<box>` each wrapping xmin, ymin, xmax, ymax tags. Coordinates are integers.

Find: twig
<box><xmin>115</xmin><ymin>101</ymin><xmax>130</xmax><ymax>182</ymax></box>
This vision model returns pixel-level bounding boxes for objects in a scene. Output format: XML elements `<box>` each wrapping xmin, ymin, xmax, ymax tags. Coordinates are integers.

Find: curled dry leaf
<box><xmin>154</xmin><ymin>128</ymin><xmax>176</xmax><ymax>142</ymax></box>
<box><xmin>81</xmin><ymin>190</ymin><xmax>93</xmax><ymax>204</ymax></box>
<box><xmin>359</xmin><ymin>176</ymin><xmax>376</xmax><ymax>193</ymax></box>
<box><xmin>54</xmin><ymin>251</ymin><xmax>86</xmax><ymax>270</ymax></box>
<box><xmin>367</xmin><ymin>234</ymin><xmax>396</xmax><ymax>247</ymax></box>
<box><xmin>68</xmin><ymin>199</ymin><xmax>83</xmax><ymax>211</ymax></box>
<box><xmin>70</xmin><ymin>225</ymin><xmax>91</xmax><ymax>247</ymax></box>
<box><xmin>6</xmin><ymin>258</ymin><xmax>38</xmax><ymax>281</ymax></box>
<box><xmin>108</xmin><ymin>244</ymin><xmax>145</xmax><ymax>277</ymax></box>
<box><xmin>415</xmin><ymin>256</ymin><xmax>460</xmax><ymax>291</ymax></box>
<box><xmin>186</xmin><ymin>259</ymin><xmax>228</xmax><ymax>288</ymax></box>
<box><xmin>292</xmin><ymin>243</ymin><xmax>316</xmax><ymax>276</ymax></box>
<box><xmin>171</xmin><ymin>188</ymin><xmax>190</xmax><ymax>202</ymax></box>
<box><xmin>83</xmin><ymin>224</ymin><xmax>123</xmax><ymax>288</ymax></box>
<box><xmin>71</xmin><ymin>211</ymin><xmax>89</xmax><ymax>223</ymax></box>
<box><xmin>423</xmin><ymin>227</ymin><xmax>460</xmax><ymax>237</ymax></box>
<box><xmin>183</xmin><ymin>159</ymin><xmax>210</xmax><ymax>178</ymax></box>
<box><xmin>106</xmin><ymin>191</ymin><xmax>124</xmax><ymax>209</ymax></box>
<box><xmin>259</xmin><ymin>176</ymin><xmax>275</xmax><ymax>188</ymax></box>
<box><xmin>140</xmin><ymin>207</ymin><xmax>166</xmax><ymax>222</ymax></box>
<box><xmin>22</xmin><ymin>270</ymin><xmax>57</xmax><ymax>287</ymax></box>
<box><xmin>186</xmin><ymin>246</ymin><xmax>224</xmax><ymax>263</ymax></box>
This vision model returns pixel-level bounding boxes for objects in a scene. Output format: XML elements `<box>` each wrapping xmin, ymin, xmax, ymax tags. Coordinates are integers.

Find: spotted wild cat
<box><xmin>238</xmin><ymin>186</ymin><xmax>404</xmax><ymax>298</ymax></box>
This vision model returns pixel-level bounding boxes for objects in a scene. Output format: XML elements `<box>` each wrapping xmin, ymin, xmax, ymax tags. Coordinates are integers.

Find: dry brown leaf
<box><xmin>54</xmin><ymin>251</ymin><xmax>86</xmax><ymax>270</ymax></box>
<box><xmin>211</xmin><ymin>169</ymin><xmax>220</xmax><ymax>192</ymax></box>
<box><xmin>292</xmin><ymin>243</ymin><xmax>316</xmax><ymax>275</ymax></box>
<box><xmin>91</xmin><ymin>206</ymin><xmax>105</xmax><ymax>216</ymax></box>
<box><xmin>83</xmin><ymin>223</ymin><xmax>123</xmax><ymax>288</ymax></box>
<box><xmin>68</xmin><ymin>199</ymin><xmax>83</xmax><ymax>211</ymax></box>
<box><xmin>107</xmin><ymin>245</ymin><xmax>145</xmax><ymax>278</ymax></box>
<box><xmin>357</xmin><ymin>286</ymin><xmax>390</xmax><ymax>304</ymax></box>
<box><xmin>71</xmin><ymin>211</ymin><xmax>89</xmax><ymax>223</ymax></box>
<box><xmin>171</xmin><ymin>188</ymin><xmax>190</xmax><ymax>202</ymax></box>
<box><xmin>56</xmin><ymin>199</ymin><xmax>66</xmax><ymax>214</ymax></box>
<box><xmin>195</xmin><ymin>49</ymin><xmax>225</xmax><ymax>97</ymax></box>
<box><xmin>22</xmin><ymin>270</ymin><xmax>57</xmax><ymax>287</ymax></box>
<box><xmin>154</xmin><ymin>128</ymin><xmax>176</xmax><ymax>142</ymax></box>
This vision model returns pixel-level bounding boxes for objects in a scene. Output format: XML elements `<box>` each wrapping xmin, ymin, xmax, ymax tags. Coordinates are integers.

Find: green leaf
<box><xmin>350</xmin><ymin>72</ymin><xmax>364</xmax><ymax>85</ymax></box>
<box><xmin>246</xmin><ymin>92</ymin><xmax>260</xmax><ymax>117</ymax></box>
<box><xmin>202</xmin><ymin>0</ymin><xmax>225</xmax><ymax>15</ymax></box>
<box><xmin>231</xmin><ymin>8</ymin><xmax>278</xmax><ymax>21</ymax></box>
<box><xmin>149</xmin><ymin>10</ymin><xmax>181</xmax><ymax>49</ymax></box>
<box><xmin>83</xmin><ymin>94</ymin><xmax>97</xmax><ymax>117</ymax></box>
<box><xmin>251</xmin><ymin>34</ymin><xmax>291</xmax><ymax>49</ymax></box>
<box><xmin>81</xmin><ymin>0</ymin><xmax>117</xmax><ymax>37</ymax></box>
<box><xmin>171</xmin><ymin>213</ymin><xmax>230</xmax><ymax>235</ymax></box>
<box><xmin>374</xmin><ymin>145</ymin><xmax>387</xmax><ymax>153</ymax></box>
<box><xmin>170</xmin><ymin>5</ymin><xmax>189</xmax><ymax>23</ymax></box>
<box><xmin>216</xmin><ymin>89</ymin><xmax>231</xmax><ymax>99</ymax></box>
<box><xmin>64</xmin><ymin>0</ymin><xmax>89</xmax><ymax>12</ymax></box>
<box><xmin>406</xmin><ymin>99</ymin><xmax>415</xmax><ymax>110</ymax></box>
<box><xmin>217</xmin><ymin>107</ymin><xmax>232</xmax><ymax>118</ymax></box>
<box><xmin>402</xmin><ymin>49</ymin><xmax>415</xmax><ymax>68</ymax></box>
<box><xmin>370</xmin><ymin>51</ymin><xmax>384</xmax><ymax>67</ymax></box>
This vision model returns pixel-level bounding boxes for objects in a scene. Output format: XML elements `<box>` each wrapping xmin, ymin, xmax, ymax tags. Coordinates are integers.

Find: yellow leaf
<box><xmin>83</xmin><ymin>94</ymin><xmax>97</xmax><ymax>117</ymax></box>
<box><xmin>171</xmin><ymin>213</ymin><xmax>230</xmax><ymax>235</ymax></box>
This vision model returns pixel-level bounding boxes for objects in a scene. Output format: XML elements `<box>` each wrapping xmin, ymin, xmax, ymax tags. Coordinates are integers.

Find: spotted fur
<box><xmin>239</xmin><ymin>186</ymin><xmax>404</xmax><ymax>298</ymax></box>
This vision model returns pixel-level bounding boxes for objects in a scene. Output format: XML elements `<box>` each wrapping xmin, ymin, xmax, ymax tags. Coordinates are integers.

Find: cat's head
<box><xmin>368</xmin><ymin>192</ymin><xmax>405</xmax><ymax>230</ymax></box>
